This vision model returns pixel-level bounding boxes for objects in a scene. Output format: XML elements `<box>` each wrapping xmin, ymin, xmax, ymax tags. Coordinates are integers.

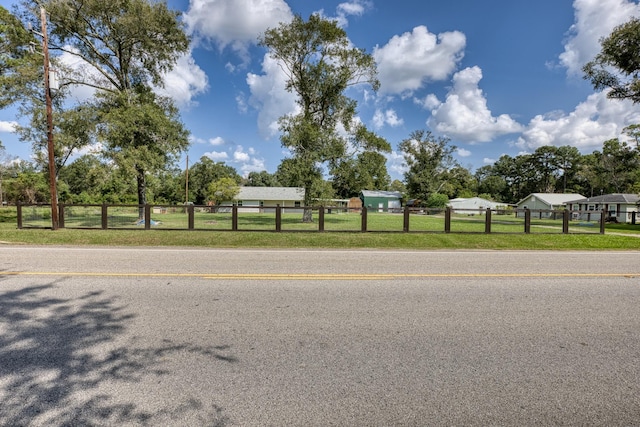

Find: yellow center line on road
<box><xmin>1</xmin><ymin>271</ymin><xmax>638</xmax><ymax>279</ymax></box>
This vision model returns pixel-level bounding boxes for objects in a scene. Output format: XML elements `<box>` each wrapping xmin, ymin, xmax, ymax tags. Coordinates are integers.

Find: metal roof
<box><xmin>517</xmin><ymin>193</ymin><xmax>584</xmax><ymax>206</ymax></box>
<box><xmin>566</xmin><ymin>193</ymin><xmax>640</xmax><ymax>204</ymax></box>
<box><xmin>360</xmin><ymin>190</ymin><xmax>402</xmax><ymax>199</ymax></box>
<box><xmin>236</xmin><ymin>187</ymin><xmax>305</xmax><ymax>200</ymax></box>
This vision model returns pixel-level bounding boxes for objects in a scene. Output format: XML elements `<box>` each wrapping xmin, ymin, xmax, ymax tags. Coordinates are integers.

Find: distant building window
<box><xmin>588</xmin><ymin>204</ymin><xmax>595</xmax><ymax>211</ymax></box>
<box><xmin>237</xmin><ymin>200</ymin><xmax>243</xmax><ymax>207</ymax></box>
<box><xmin>294</xmin><ymin>201</ymin><xmax>301</xmax><ymax>208</ymax></box>
<box><xmin>260</xmin><ymin>201</ymin><xmax>264</xmax><ymax>207</ymax></box>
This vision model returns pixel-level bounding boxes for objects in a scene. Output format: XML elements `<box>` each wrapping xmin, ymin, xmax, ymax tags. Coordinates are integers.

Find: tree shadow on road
<box><xmin>0</xmin><ymin>278</ymin><xmax>234</xmax><ymax>426</ymax></box>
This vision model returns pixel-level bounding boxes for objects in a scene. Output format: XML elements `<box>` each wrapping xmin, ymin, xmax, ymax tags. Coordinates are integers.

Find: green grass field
<box><xmin>2</xmin><ymin>205</ymin><xmax>639</xmax><ymax>249</ymax></box>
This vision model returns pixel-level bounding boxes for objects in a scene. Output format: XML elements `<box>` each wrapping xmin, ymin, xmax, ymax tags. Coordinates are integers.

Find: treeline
<box><xmin>2</xmin><ymin>131</ymin><xmax>638</xmax><ymax>207</ymax></box>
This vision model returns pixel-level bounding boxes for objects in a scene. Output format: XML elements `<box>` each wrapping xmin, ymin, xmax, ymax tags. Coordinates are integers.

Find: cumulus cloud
<box><xmin>559</xmin><ymin>0</ymin><xmax>640</xmax><ymax>75</ymax></box>
<box><xmin>0</xmin><ymin>121</ymin><xmax>17</xmax><ymax>133</ymax></box>
<box><xmin>373</xmin><ymin>26</ymin><xmax>466</xmax><ymax>95</ymax></box>
<box><xmin>246</xmin><ymin>54</ymin><xmax>299</xmax><ymax>139</ymax></box>
<box><xmin>204</xmin><ymin>151</ymin><xmax>229</xmax><ymax>161</ymax></box>
<box><xmin>372</xmin><ymin>109</ymin><xmax>404</xmax><ymax>130</ymax></box>
<box><xmin>209</xmin><ymin>137</ymin><xmax>225</xmax><ymax>146</ymax></box>
<box><xmin>156</xmin><ymin>52</ymin><xmax>209</xmax><ymax>108</ymax></box>
<box><xmin>57</xmin><ymin>46</ymin><xmax>207</xmax><ymax>108</ymax></box>
<box><xmin>183</xmin><ymin>0</ymin><xmax>293</xmax><ymax>61</ymax></box>
<box><xmin>457</xmin><ymin>148</ymin><xmax>471</xmax><ymax>157</ymax></box>
<box><xmin>516</xmin><ymin>91</ymin><xmax>640</xmax><ymax>151</ymax></box>
<box><xmin>426</xmin><ymin>66</ymin><xmax>523</xmax><ymax>142</ymax></box>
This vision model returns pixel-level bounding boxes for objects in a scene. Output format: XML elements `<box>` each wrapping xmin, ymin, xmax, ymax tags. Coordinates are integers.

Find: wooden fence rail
<box><xmin>14</xmin><ymin>202</ymin><xmax>607</xmax><ymax>234</ymax></box>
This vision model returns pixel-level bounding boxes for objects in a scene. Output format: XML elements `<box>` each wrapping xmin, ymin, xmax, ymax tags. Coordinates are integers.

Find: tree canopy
<box><xmin>260</xmin><ymin>14</ymin><xmax>389</xmax><ymax>221</ymax></box>
<box><xmin>583</xmin><ymin>17</ymin><xmax>640</xmax><ymax>103</ymax></box>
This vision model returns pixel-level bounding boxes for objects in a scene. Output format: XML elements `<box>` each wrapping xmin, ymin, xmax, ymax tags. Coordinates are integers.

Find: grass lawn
<box><xmin>2</xmin><ymin>206</ymin><xmax>640</xmax><ymax>250</ymax></box>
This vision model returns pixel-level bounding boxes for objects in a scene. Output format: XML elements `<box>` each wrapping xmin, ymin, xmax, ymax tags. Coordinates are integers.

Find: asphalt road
<box><xmin>1</xmin><ymin>246</ymin><xmax>639</xmax><ymax>426</ymax></box>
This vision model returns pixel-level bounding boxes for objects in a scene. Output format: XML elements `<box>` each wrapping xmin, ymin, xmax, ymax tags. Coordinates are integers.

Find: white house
<box><xmin>566</xmin><ymin>193</ymin><xmax>639</xmax><ymax>223</ymax></box>
<box><xmin>221</xmin><ymin>187</ymin><xmax>305</xmax><ymax>213</ymax></box>
<box><xmin>516</xmin><ymin>193</ymin><xmax>584</xmax><ymax>218</ymax></box>
<box><xmin>448</xmin><ymin>197</ymin><xmax>505</xmax><ymax>214</ymax></box>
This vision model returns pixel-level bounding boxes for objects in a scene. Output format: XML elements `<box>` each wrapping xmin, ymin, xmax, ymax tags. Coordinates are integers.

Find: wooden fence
<box><xmin>14</xmin><ymin>202</ymin><xmax>607</xmax><ymax>234</ymax></box>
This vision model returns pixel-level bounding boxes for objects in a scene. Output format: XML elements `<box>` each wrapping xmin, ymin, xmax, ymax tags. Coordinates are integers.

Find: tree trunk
<box><xmin>302</xmin><ymin>186</ymin><xmax>313</xmax><ymax>223</ymax></box>
<box><xmin>136</xmin><ymin>165</ymin><xmax>146</xmax><ymax>219</ymax></box>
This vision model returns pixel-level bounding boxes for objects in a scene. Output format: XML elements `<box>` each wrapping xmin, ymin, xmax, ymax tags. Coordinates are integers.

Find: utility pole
<box><xmin>40</xmin><ymin>6</ymin><xmax>59</xmax><ymax>230</ymax></box>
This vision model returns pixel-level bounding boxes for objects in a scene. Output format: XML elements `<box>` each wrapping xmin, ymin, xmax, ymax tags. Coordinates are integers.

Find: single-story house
<box><xmin>360</xmin><ymin>190</ymin><xmax>402</xmax><ymax>212</ymax></box>
<box><xmin>448</xmin><ymin>197</ymin><xmax>505</xmax><ymax>214</ymax></box>
<box><xmin>221</xmin><ymin>186</ymin><xmax>305</xmax><ymax>213</ymax></box>
<box><xmin>515</xmin><ymin>193</ymin><xmax>584</xmax><ymax>218</ymax></box>
<box><xmin>566</xmin><ymin>193</ymin><xmax>640</xmax><ymax>223</ymax></box>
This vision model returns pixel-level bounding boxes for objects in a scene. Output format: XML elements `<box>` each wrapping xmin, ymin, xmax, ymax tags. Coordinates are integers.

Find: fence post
<box><xmin>188</xmin><ymin>204</ymin><xmax>194</xmax><ymax>230</ymax></box>
<box><xmin>16</xmin><ymin>201</ymin><xmax>22</xmax><ymax>229</ymax></box>
<box><xmin>318</xmin><ymin>206</ymin><xmax>325</xmax><ymax>232</ymax></box>
<box><xmin>562</xmin><ymin>210</ymin><xmax>569</xmax><ymax>234</ymax></box>
<box><xmin>232</xmin><ymin>205</ymin><xmax>238</xmax><ymax>231</ymax></box>
<box><xmin>102</xmin><ymin>203</ymin><xmax>108</xmax><ymax>229</ymax></box>
<box><xmin>144</xmin><ymin>204</ymin><xmax>151</xmax><ymax>230</ymax></box>
<box><xmin>600</xmin><ymin>210</ymin><xmax>606</xmax><ymax>234</ymax></box>
<box><xmin>403</xmin><ymin>206</ymin><xmax>410</xmax><ymax>232</ymax></box>
<box><xmin>276</xmin><ymin>204</ymin><xmax>282</xmax><ymax>232</ymax></box>
<box><xmin>632</xmin><ymin>211</ymin><xmax>637</xmax><ymax>225</ymax></box>
<box><xmin>361</xmin><ymin>207</ymin><xmax>367</xmax><ymax>232</ymax></box>
<box><xmin>58</xmin><ymin>203</ymin><xmax>65</xmax><ymax>229</ymax></box>
<box><xmin>445</xmin><ymin>207</ymin><xmax>451</xmax><ymax>233</ymax></box>
<box><xmin>524</xmin><ymin>209</ymin><xmax>531</xmax><ymax>234</ymax></box>
<box><xmin>485</xmin><ymin>208</ymin><xmax>491</xmax><ymax>233</ymax></box>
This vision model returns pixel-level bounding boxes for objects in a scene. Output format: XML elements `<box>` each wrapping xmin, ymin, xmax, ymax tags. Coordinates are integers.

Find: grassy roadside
<box><xmin>1</xmin><ymin>223</ymin><xmax>639</xmax><ymax>250</ymax></box>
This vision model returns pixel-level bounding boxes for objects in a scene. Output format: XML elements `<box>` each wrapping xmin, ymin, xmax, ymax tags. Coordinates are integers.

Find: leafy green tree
<box><xmin>96</xmin><ymin>87</ymin><xmax>188</xmax><ymax>213</ymax></box>
<box><xmin>189</xmin><ymin>157</ymin><xmax>241</xmax><ymax>205</ymax></box>
<box><xmin>260</xmin><ymin>14</ymin><xmax>388</xmax><ymax>221</ymax></box>
<box><xmin>0</xmin><ymin>5</ymin><xmax>42</xmax><ymax>111</ymax></box>
<box><xmin>34</xmin><ymin>0</ymin><xmax>190</xmax><ymax>209</ymax></box>
<box><xmin>399</xmin><ymin>130</ymin><xmax>458</xmax><ymax>201</ymax></box>
<box><xmin>425</xmin><ymin>193</ymin><xmax>449</xmax><ymax>209</ymax></box>
<box><xmin>592</xmin><ymin>138</ymin><xmax>639</xmax><ymax>193</ymax></box>
<box><xmin>207</xmin><ymin>177</ymin><xmax>239</xmax><ymax>206</ymax></box>
<box><xmin>3</xmin><ymin>160</ymin><xmax>48</xmax><ymax>203</ymax></box>
<box><xmin>15</xmin><ymin>104</ymin><xmax>97</xmax><ymax>176</ymax></box>
<box><xmin>244</xmin><ymin>170</ymin><xmax>280</xmax><ymax>187</ymax></box>
<box><xmin>57</xmin><ymin>154</ymin><xmax>109</xmax><ymax>202</ymax></box>
<box><xmin>331</xmin><ymin>151</ymin><xmax>390</xmax><ymax>198</ymax></box>
<box><xmin>389</xmin><ymin>179</ymin><xmax>406</xmax><ymax>195</ymax></box>
<box><xmin>583</xmin><ymin>17</ymin><xmax>640</xmax><ymax>103</ymax></box>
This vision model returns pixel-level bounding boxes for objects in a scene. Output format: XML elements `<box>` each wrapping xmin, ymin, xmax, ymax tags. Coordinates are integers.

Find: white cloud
<box><xmin>0</xmin><ymin>121</ymin><xmax>17</xmax><ymax>133</ymax></box>
<box><xmin>183</xmin><ymin>0</ymin><xmax>293</xmax><ymax>61</ymax></box>
<box><xmin>426</xmin><ymin>66</ymin><xmax>523</xmax><ymax>142</ymax></box>
<box><xmin>157</xmin><ymin>52</ymin><xmax>209</xmax><ymax>108</ymax></box>
<box><xmin>204</xmin><ymin>151</ymin><xmax>229</xmax><ymax>161</ymax></box>
<box><xmin>457</xmin><ymin>148</ymin><xmax>471</xmax><ymax>157</ymax></box>
<box><xmin>373</xmin><ymin>26</ymin><xmax>466</xmax><ymax>95</ymax></box>
<box><xmin>386</xmin><ymin>151</ymin><xmax>407</xmax><ymax>177</ymax></box>
<box><xmin>372</xmin><ymin>109</ymin><xmax>404</xmax><ymax>129</ymax></box>
<box><xmin>209</xmin><ymin>137</ymin><xmax>225</xmax><ymax>146</ymax></box>
<box><xmin>559</xmin><ymin>0</ymin><xmax>640</xmax><ymax>75</ymax></box>
<box><xmin>516</xmin><ymin>91</ymin><xmax>640</xmax><ymax>151</ymax></box>
<box><xmin>247</xmin><ymin>54</ymin><xmax>299</xmax><ymax>139</ymax></box>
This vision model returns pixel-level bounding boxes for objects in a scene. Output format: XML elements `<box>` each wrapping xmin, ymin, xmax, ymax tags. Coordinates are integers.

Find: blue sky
<box><xmin>2</xmin><ymin>0</ymin><xmax>640</xmax><ymax>181</ymax></box>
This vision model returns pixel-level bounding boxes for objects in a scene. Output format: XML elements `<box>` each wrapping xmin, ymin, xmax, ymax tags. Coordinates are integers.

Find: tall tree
<box><xmin>96</xmin><ymin>86</ymin><xmax>188</xmax><ymax>215</ymax></box>
<box><xmin>260</xmin><ymin>14</ymin><xmax>388</xmax><ymax>221</ymax></box>
<box><xmin>33</xmin><ymin>0</ymin><xmax>190</xmax><ymax>209</ymax></box>
<box><xmin>0</xmin><ymin>5</ymin><xmax>41</xmax><ymax>111</ymax></box>
<box><xmin>244</xmin><ymin>170</ymin><xmax>280</xmax><ymax>187</ymax></box>
<box><xmin>583</xmin><ymin>17</ymin><xmax>640</xmax><ymax>103</ymax></box>
<box><xmin>399</xmin><ymin>130</ymin><xmax>458</xmax><ymax>201</ymax></box>
<box><xmin>188</xmin><ymin>157</ymin><xmax>241</xmax><ymax>205</ymax></box>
